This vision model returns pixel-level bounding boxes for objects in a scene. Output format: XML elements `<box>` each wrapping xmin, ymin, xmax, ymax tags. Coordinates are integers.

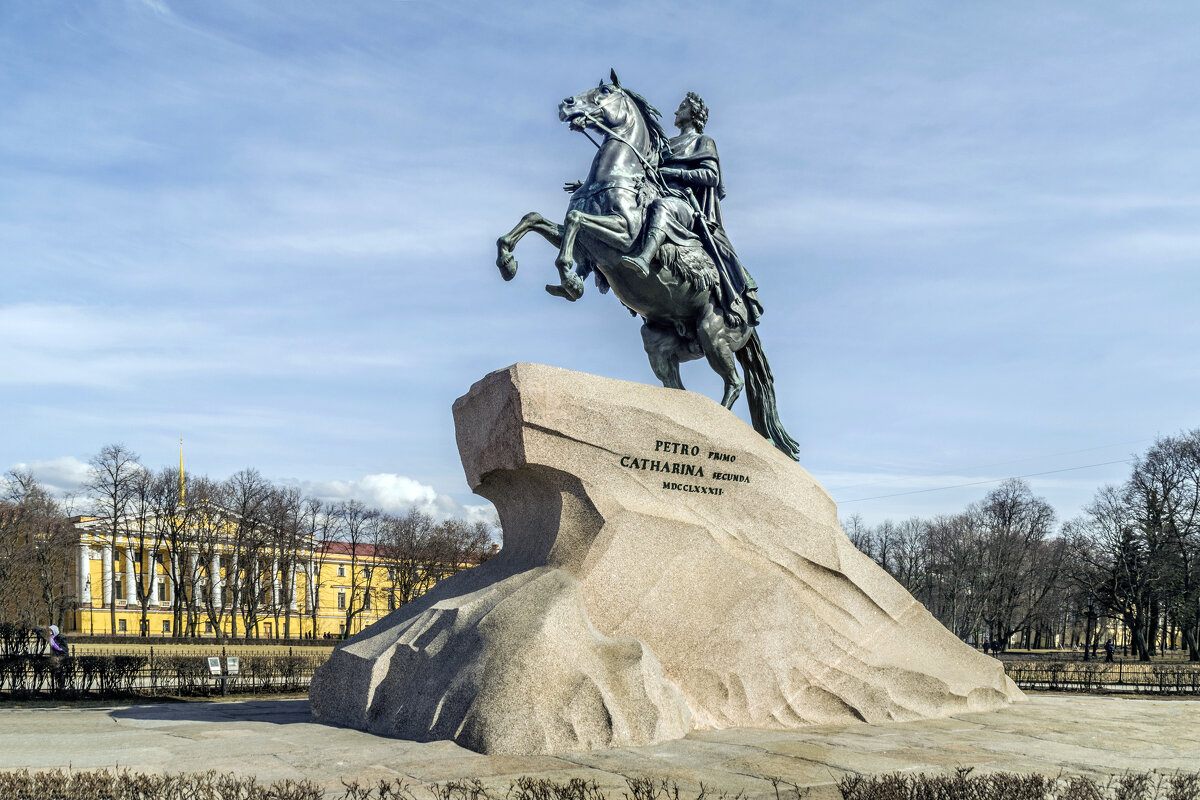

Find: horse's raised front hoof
<box><xmin>545</xmin><ymin>283</ymin><xmax>580</xmax><ymax>302</ymax></box>
<box><xmin>496</xmin><ymin>249</ymin><xmax>517</xmax><ymax>281</ymax></box>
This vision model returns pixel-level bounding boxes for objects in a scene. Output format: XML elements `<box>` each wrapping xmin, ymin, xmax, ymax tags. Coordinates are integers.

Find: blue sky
<box><xmin>3</xmin><ymin>1</ymin><xmax>1198</xmax><ymax>528</ymax></box>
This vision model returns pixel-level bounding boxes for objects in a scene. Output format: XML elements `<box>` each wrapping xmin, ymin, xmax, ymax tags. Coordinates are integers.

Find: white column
<box><xmin>77</xmin><ymin>544</ymin><xmax>91</xmax><ymax>604</ymax></box>
<box><xmin>124</xmin><ymin>546</ymin><xmax>137</xmax><ymax>605</ymax></box>
<box><xmin>189</xmin><ymin>550</ymin><xmax>200</xmax><ymax>607</ymax></box>
<box><xmin>271</xmin><ymin>555</ymin><xmax>280</xmax><ymax>608</ymax></box>
<box><xmin>148</xmin><ymin>550</ymin><xmax>159</xmax><ymax>607</ymax></box>
<box><xmin>231</xmin><ymin>552</ymin><xmax>240</xmax><ymax>608</ymax></box>
<box><xmin>289</xmin><ymin>564</ymin><xmax>299</xmax><ymax>611</ymax></box>
<box><xmin>210</xmin><ymin>553</ymin><xmax>222</xmax><ymax>609</ymax></box>
<box><xmin>312</xmin><ymin>563</ymin><xmax>321</xmax><ymax>618</ymax></box>
<box><xmin>101</xmin><ymin>545</ymin><xmax>113</xmax><ymax>607</ymax></box>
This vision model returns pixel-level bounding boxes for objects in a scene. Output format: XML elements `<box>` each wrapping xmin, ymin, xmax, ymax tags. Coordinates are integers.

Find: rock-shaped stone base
<box><xmin>309</xmin><ymin>363</ymin><xmax>1022</xmax><ymax>754</ymax></box>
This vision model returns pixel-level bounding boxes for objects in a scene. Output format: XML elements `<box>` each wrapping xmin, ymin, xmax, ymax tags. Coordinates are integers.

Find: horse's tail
<box><xmin>736</xmin><ymin>330</ymin><xmax>800</xmax><ymax>461</ymax></box>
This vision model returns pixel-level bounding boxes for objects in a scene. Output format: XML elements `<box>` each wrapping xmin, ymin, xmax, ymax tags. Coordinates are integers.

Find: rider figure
<box><xmin>622</xmin><ymin>92</ymin><xmax>763</xmax><ymax>327</ymax></box>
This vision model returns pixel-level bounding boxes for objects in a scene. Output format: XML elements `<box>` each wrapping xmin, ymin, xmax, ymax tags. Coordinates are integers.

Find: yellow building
<box><xmin>67</xmin><ymin>515</ymin><xmax>478</xmax><ymax>639</ymax></box>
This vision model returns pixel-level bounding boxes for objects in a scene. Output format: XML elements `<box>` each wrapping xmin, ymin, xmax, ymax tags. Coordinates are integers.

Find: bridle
<box><xmin>569</xmin><ymin>87</ymin><xmax>667</xmax><ymax>191</ymax></box>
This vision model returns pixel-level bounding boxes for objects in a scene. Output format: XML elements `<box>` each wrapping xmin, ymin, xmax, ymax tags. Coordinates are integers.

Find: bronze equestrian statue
<box><xmin>495</xmin><ymin>71</ymin><xmax>799</xmax><ymax>460</ymax></box>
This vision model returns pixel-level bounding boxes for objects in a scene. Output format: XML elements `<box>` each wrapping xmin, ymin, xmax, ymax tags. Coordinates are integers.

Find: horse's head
<box><xmin>558</xmin><ymin>78</ymin><xmax>634</xmax><ymax>132</ymax></box>
<box><xmin>558</xmin><ymin>70</ymin><xmax>668</xmax><ymax>157</ymax></box>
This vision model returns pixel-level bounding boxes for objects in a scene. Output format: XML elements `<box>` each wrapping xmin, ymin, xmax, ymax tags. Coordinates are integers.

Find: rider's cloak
<box><xmin>661</xmin><ymin>132</ymin><xmax>759</xmax><ymax>323</ymax></box>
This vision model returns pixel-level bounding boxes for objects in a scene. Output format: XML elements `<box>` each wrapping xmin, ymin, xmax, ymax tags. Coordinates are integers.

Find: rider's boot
<box><xmin>741</xmin><ymin>265</ymin><xmax>764</xmax><ymax>325</ymax></box>
<box><xmin>621</xmin><ymin>224</ymin><xmax>667</xmax><ymax>278</ymax></box>
<box><xmin>744</xmin><ymin>288</ymin><xmax>764</xmax><ymax>326</ymax></box>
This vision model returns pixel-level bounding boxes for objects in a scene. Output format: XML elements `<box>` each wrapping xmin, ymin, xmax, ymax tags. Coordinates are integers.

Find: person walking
<box><xmin>1104</xmin><ymin>639</ymin><xmax>1115</xmax><ymax>662</ymax></box>
<box><xmin>47</xmin><ymin>624</ymin><xmax>70</xmax><ymax>658</ymax></box>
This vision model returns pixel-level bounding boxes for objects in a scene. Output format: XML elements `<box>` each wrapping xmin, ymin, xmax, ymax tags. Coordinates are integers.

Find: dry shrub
<box><xmin>0</xmin><ymin>767</ymin><xmax>1195</xmax><ymax>800</ymax></box>
<box><xmin>0</xmin><ymin>768</ymin><xmax>323</xmax><ymax>800</ymax></box>
<box><xmin>837</xmin><ymin>768</ymin><xmax>1200</xmax><ymax>800</ymax></box>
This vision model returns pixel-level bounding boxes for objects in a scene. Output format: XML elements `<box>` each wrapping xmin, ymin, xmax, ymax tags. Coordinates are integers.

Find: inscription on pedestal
<box><xmin>618</xmin><ymin>439</ymin><xmax>751</xmax><ymax>496</ymax></box>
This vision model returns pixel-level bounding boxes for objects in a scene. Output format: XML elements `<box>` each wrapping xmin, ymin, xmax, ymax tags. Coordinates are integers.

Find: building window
<box><xmin>364</xmin><ymin>592</ymin><xmax>371</xmax><ymax>611</ymax></box>
<box><xmin>337</xmin><ymin>591</ymin><xmax>346</xmax><ymax>610</ymax></box>
<box><xmin>162</xmin><ymin>620</ymin><xmax>171</xmax><ymax>633</ymax></box>
<box><xmin>114</xmin><ymin>578</ymin><xmax>123</xmax><ymax>599</ymax></box>
<box><xmin>388</xmin><ymin>593</ymin><xmax>396</xmax><ymax>611</ymax></box>
<box><xmin>339</xmin><ymin>623</ymin><xmax>345</xmax><ymax>635</ymax></box>
<box><xmin>205</xmin><ymin>621</ymin><xmax>213</xmax><ymax>634</ymax></box>
<box><xmin>158</xmin><ymin>582</ymin><xmax>167</xmax><ymax>602</ymax></box>
<box><xmin>362</xmin><ymin>566</ymin><xmax>371</xmax><ymax>579</ymax></box>
<box><xmin>337</xmin><ymin>565</ymin><xmax>346</xmax><ymax>577</ymax></box>
<box><xmin>264</xmin><ymin>623</ymin><xmax>273</xmax><ymax>638</ymax></box>
<box><xmin>118</xmin><ymin>619</ymin><xmax>127</xmax><ymax>633</ymax></box>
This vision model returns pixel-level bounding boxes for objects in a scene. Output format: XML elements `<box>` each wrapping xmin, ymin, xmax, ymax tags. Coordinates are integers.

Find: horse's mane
<box><xmin>618</xmin><ymin>86</ymin><xmax>671</xmax><ymax>164</ymax></box>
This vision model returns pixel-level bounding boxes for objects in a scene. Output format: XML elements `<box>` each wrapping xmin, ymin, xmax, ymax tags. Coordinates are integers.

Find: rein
<box><xmin>573</xmin><ymin>91</ymin><xmax>667</xmax><ymax>191</ymax></box>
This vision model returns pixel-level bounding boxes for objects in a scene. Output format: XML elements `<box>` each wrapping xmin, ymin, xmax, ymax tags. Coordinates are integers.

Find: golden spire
<box><xmin>179</xmin><ymin>436</ymin><xmax>186</xmax><ymax>506</ymax></box>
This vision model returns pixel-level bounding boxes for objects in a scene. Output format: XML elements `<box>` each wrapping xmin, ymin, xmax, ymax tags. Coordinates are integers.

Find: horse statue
<box><xmin>495</xmin><ymin>71</ymin><xmax>800</xmax><ymax>461</ymax></box>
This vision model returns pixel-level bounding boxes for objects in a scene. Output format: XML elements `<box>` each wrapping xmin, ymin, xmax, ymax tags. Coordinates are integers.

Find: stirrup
<box><xmin>621</xmin><ymin>253</ymin><xmax>651</xmax><ymax>277</ymax></box>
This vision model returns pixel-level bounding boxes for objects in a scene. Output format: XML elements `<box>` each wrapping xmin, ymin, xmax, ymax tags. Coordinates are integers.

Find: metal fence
<box><xmin>0</xmin><ymin>651</ymin><xmax>326</xmax><ymax>698</ymax></box>
<box><xmin>1004</xmin><ymin>661</ymin><xmax>1200</xmax><ymax>694</ymax></box>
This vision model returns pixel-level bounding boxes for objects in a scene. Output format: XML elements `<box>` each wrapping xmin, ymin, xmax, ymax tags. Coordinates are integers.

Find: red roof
<box><xmin>319</xmin><ymin>541</ymin><xmax>380</xmax><ymax>557</ymax></box>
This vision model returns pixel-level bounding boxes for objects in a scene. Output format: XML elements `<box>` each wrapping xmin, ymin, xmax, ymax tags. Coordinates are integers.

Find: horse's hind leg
<box><xmin>497</xmin><ymin>212</ymin><xmax>563</xmax><ymax>281</ymax></box>
<box><xmin>696</xmin><ymin>301</ymin><xmax>747</xmax><ymax>409</ymax></box>
<box><xmin>641</xmin><ymin>322</ymin><xmax>700</xmax><ymax>391</ymax></box>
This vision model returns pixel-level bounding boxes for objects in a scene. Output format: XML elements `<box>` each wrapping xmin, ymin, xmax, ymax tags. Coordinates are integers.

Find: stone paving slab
<box><xmin>1</xmin><ymin>695</ymin><xmax>1197</xmax><ymax>799</ymax></box>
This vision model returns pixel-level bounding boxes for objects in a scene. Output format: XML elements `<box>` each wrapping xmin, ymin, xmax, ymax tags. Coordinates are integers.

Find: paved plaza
<box><xmin>2</xmin><ymin>694</ymin><xmax>1198</xmax><ymax>798</ymax></box>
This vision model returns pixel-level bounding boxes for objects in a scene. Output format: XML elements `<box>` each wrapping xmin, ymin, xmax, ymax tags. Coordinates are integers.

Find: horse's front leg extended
<box><xmin>553</xmin><ymin>210</ymin><xmax>633</xmax><ymax>299</ymax></box>
<box><xmin>497</xmin><ymin>212</ymin><xmax>564</xmax><ymax>281</ymax></box>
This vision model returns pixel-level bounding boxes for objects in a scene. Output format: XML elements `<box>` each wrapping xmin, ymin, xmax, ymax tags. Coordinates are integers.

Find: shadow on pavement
<box><xmin>108</xmin><ymin>698</ymin><xmax>314</xmax><ymax>725</ymax></box>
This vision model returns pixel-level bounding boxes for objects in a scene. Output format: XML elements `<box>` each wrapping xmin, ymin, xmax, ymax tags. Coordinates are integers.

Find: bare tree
<box><xmin>334</xmin><ymin>500</ymin><xmax>382</xmax><ymax>636</ymax></box>
<box><xmin>148</xmin><ymin>467</ymin><xmax>205</xmax><ymax>637</ymax></box>
<box><xmin>376</xmin><ymin>510</ymin><xmax>494</xmax><ymax>614</ymax></box>
<box><xmin>924</xmin><ymin>512</ymin><xmax>983</xmax><ymax>639</ymax></box>
<box><xmin>220</xmin><ymin>469</ymin><xmax>272</xmax><ymax>638</ymax></box>
<box><xmin>972</xmin><ymin>479</ymin><xmax>1062</xmax><ymax>651</ymax></box>
<box><xmin>377</xmin><ymin>509</ymin><xmax>440</xmax><ymax>610</ymax></box>
<box><xmin>1123</xmin><ymin>434</ymin><xmax>1200</xmax><ymax>659</ymax></box>
<box><xmin>303</xmin><ymin>498</ymin><xmax>337</xmax><ymax>639</ymax></box>
<box><xmin>1</xmin><ymin>471</ymin><xmax>76</xmax><ymax>627</ymax></box>
<box><xmin>0</xmin><ymin>477</ymin><xmax>23</xmax><ymax>623</ymax></box>
<box><xmin>265</xmin><ymin>486</ymin><xmax>305</xmax><ymax>638</ymax></box>
<box><xmin>192</xmin><ymin>475</ymin><xmax>232</xmax><ymax>639</ymax></box>
<box><xmin>126</xmin><ymin>466</ymin><xmax>167</xmax><ymax>636</ymax></box>
<box><xmin>1173</xmin><ymin>431</ymin><xmax>1200</xmax><ymax>659</ymax></box>
<box><xmin>428</xmin><ymin>518</ymin><xmax>493</xmax><ymax>581</ymax></box>
<box><xmin>842</xmin><ymin>513</ymin><xmax>875</xmax><ymax>560</ymax></box>
<box><xmin>86</xmin><ymin>444</ymin><xmax>143</xmax><ymax>636</ymax></box>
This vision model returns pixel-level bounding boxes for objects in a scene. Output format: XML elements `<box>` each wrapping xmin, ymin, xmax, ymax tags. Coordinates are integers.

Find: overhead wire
<box><xmin>837</xmin><ymin>458</ymin><xmax>1135</xmax><ymax>504</ymax></box>
<box><xmin>831</xmin><ymin>437</ymin><xmax>1152</xmax><ymax>495</ymax></box>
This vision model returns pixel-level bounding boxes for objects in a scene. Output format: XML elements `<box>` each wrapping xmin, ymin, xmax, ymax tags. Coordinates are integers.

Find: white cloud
<box><xmin>294</xmin><ymin>472</ymin><xmax>496</xmax><ymax>526</ymax></box>
<box><xmin>0</xmin><ymin>303</ymin><xmax>414</xmax><ymax>388</ymax></box>
<box><xmin>1084</xmin><ymin>230</ymin><xmax>1200</xmax><ymax>265</ymax></box>
<box><xmin>5</xmin><ymin>456</ymin><xmax>498</xmax><ymax>531</ymax></box>
<box><xmin>7</xmin><ymin>456</ymin><xmax>92</xmax><ymax>499</ymax></box>
<box><xmin>137</xmin><ymin>0</ymin><xmax>172</xmax><ymax>16</ymax></box>
<box><xmin>737</xmin><ymin>195</ymin><xmax>989</xmax><ymax>243</ymax></box>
